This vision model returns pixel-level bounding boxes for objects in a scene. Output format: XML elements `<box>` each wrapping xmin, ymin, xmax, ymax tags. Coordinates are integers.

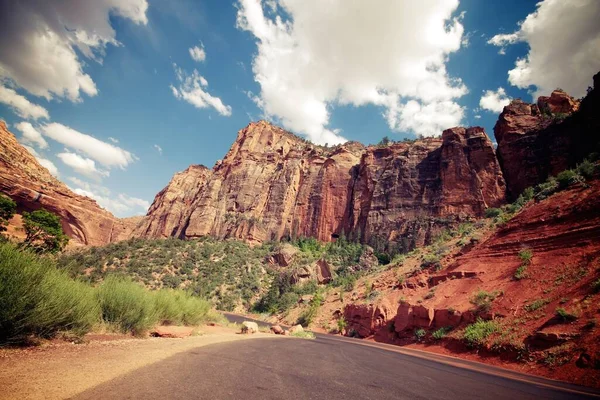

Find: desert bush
<box><xmin>524</xmin><ymin>299</ymin><xmax>549</xmax><ymax>312</ymax></box>
<box><xmin>518</xmin><ymin>249</ymin><xmax>533</xmax><ymax>265</ymax></box>
<box><xmin>555</xmin><ymin>307</ymin><xmax>577</xmax><ymax>322</ymax></box>
<box><xmin>297</xmin><ymin>291</ymin><xmax>324</xmax><ymax>327</ymax></box>
<box><xmin>0</xmin><ymin>194</ymin><xmax>16</xmax><ymax>234</ymax></box>
<box><xmin>337</xmin><ymin>317</ymin><xmax>347</xmax><ymax>334</ymax></box>
<box><xmin>0</xmin><ymin>242</ymin><xmax>99</xmax><ymax>345</ymax></box>
<box><xmin>470</xmin><ymin>290</ymin><xmax>499</xmax><ymax>312</ymax></box>
<box><xmin>290</xmin><ymin>330</ymin><xmax>315</xmax><ymax>339</ymax></box>
<box><xmin>97</xmin><ymin>276</ymin><xmax>157</xmax><ymax>335</ymax></box>
<box><xmin>576</xmin><ymin>159</ymin><xmax>596</xmax><ymax>179</ymax></box>
<box><xmin>514</xmin><ymin>265</ymin><xmax>528</xmax><ymax>280</ymax></box>
<box><xmin>432</xmin><ymin>327</ymin><xmax>451</xmax><ymax>340</ymax></box>
<box><xmin>484</xmin><ymin>208</ymin><xmax>502</xmax><ymax>218</ymax></box>
<box><xmin>414</xmin><ymin>328</ymin><xmax>426</xmax><ymax>341</ymax></box>
<box><xmin>463</xmin><ymin>319</ymin><xmax>499</xmax><ymax>347</ymax></box>
<box><xmin>421</xmin><ymin>253</ymin><xmax>441</xmax><ymax>270</ymax></box>
<box><xmin>556</xmin><ymin>169</ymin><xmax>583</xmax><ymax>189</ymax></box>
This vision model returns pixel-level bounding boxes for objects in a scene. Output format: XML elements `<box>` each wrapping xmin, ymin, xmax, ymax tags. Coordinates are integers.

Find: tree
<box><xmin>22</xmin><ymin>209</ymin><xmax>68</xmax><ymax>253</ymax></box>
<box><xmin>0</xmin><ymin>194</ymin><xmax>16</xmax><ymax>233</ymax></box>
<box><xmin>378</xmin><ymin>136</ymin><xmax>391</xmax><ymax>146</ymax></box>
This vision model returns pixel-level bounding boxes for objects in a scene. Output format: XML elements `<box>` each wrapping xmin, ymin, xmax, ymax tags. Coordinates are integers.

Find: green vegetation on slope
<box><xmin>0</xmin><ymin>242</ymin><xmax>216</xmax><ymax>345</ymax></box>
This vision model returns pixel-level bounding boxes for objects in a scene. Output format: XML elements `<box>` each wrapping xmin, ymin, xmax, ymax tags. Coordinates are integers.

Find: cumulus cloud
<box><xmin>170</xmin><ymin>64</ymin><xmax>232</xmax><ymax>116</ymax></box>
<box><xmin>488</xmin><ymin>0</ymin><xmax>600</xmax><ymax>98</ymax></box>
<box><xmin>15</xmin><ymin>121</ymin><xmax>48</xmax><ymax>149</ymax></box>
<box><xmin>73</xmin><ymin>187</ymin><xmax>150</xmax><ymax>216</ymax></box>
<box><xmin>0</xmin><ymin>86</ymin><xmax>49</xmax><ymax>120</ymax></box>
<box><xmin>154</xmin><ymin>144</ymin><xmax>163</xmax><ymax>155</ymax></box>
<box><xmin>57</xmin><ymin>152</ymin><xmax>109</xmax><ymax>181</ymax></box>
<box><xmin>108</xmin><ymin>137</ymin><xmax>119</xmax><ymax>143</ymax></box>
<box><xmin>41</xmin><ymin>123</ymin><xmax>136</xmax><ymax>169</ymax></box>
<box><xmin>479</xmin><ymin>87</ymin><xmax>511</xmax><ymax>113</ymax></box>
<box><xmin>22</xmin><ymin>145</ymin><xmax>59</xmax><ymax>177</ymax></box>
<box><xmin>235</xmin><ymin>0</ymin><xmax>467</xmax><ymax>142</ymax></box>
<box><xmin>189</xmin><ymin>43</ymin><xmax>206</xmax><ymax>62</ymax></box>
<box><xmin>0</xmin><ymin>0</ymin><xmax>148</xmax><ymax>102</ymax></box>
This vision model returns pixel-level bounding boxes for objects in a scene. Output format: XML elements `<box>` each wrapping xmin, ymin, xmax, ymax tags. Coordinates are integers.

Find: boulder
<box><xmin>315</xmin><ymin>258</ymin><xmax>332</xmax><ymax>284</ymax></box>
<box><xmin>270</xmin><ymin>244</ymin><xmax>298</xmax><ymax>267</ymax></box>
<box><xmin>270</xmin><ymin>325</ymin><xmax>284</xmax><ymax>335</ymax></box>
<box><xmin>289</xmin><ymin>325</ymin><xmax>304</xmax><ymax>334</ymax></box>
<box><xmin>241</xmin><ymin>321</ymin><xmax>259</xmax><ymax>334</ymax></box>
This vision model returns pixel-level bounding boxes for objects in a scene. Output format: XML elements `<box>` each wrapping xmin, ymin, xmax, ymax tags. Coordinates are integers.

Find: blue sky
<box><xmin>1</xmin><ymin>0</ymin><xmax>598</xmax><ymax>217</ymax></box>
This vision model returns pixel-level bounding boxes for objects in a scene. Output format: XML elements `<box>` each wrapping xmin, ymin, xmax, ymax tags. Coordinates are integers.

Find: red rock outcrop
<box><xmin>348</xmin><ymin>127</ymin><xmax>505</xmax><ymax>250</ymax></box>
<box><xmin>181</xmin><ymin>121</ymin><xmax>365</xmax><ymax>244</ymax></box>
<box><xmin>140</xmin><ymin>122</ymin><xmax>505</xmax><ymax>249</ymax></box>
<box><xmin>495</xmin><ymin>74</ymin><xmax>600</xmax><ymax>199</ymax></box>
<box><xmin>134</xmin><ymin>164</ymin><xmax>211</xmax><ymax>238</ymax></box>
<box><xmin>0</xmin><ymin>122</ymin><xmax>137</xmax><ymax>246</ymax></box>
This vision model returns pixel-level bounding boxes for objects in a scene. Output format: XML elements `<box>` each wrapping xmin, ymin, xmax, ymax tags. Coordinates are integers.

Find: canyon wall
<box><xmin>0</xmin><ymin>122</ymin><xmax>136</xmax><ymax>246</ymax></box>
<box><xmin>495</xmin><ymin>72</ymin><xmax>600</xmax><ymax>199</ymax></box>
<box><xmin>139</xmin><ymin>122</ymin><xmax>506</xmax><ymax>250</ymax></box>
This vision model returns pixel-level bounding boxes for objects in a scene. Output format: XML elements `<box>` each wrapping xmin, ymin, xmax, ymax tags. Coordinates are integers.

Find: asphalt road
<box><xmin>73</xmin><ymin>315</ymin><xmax>600</xmax><ymax>399</ymax></box>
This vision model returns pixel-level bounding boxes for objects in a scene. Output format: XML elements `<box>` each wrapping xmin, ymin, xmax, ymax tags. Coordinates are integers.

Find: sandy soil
<box><xmin>0</xmin><ymin>325</ymin><xmax>271</xmax><ymax>400</ymax></box>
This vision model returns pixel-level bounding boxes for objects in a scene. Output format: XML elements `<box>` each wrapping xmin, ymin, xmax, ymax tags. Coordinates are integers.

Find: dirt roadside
<box><xmin>0</xmin><ymin>326</ymin><xmax>274</xmax><ymax>400</ymax></box>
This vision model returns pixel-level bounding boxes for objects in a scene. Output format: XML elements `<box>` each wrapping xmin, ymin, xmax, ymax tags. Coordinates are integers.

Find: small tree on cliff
<box><xmin>22</xmin><ymin>209</ymin><xmax>68</xmax><ymax>253</ymax></box>
<box><xmin>0</xmin><ymin>194</ymin><xmax>16</xmax><ymax>235</ymax></box>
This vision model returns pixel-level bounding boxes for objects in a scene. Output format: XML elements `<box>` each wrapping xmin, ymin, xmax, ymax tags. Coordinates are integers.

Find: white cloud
<box><xmin>189</xmin><ymin>43</ymin><xmax>206</xmax><ymax>62</ymax></box>
<box><xmin>154</xmin><ymin>144</ymin><xmax>163</xmax><ymax>155</ymax></box>
<box><xmin>73</xmin><ymin>187</ymin><xmax>149</xmax><ymax>217</ymax></box>
<box><xmin>67</xmin><ymin>177</ymin><xmax>110</xmax><ymax>196</ymax></box>
<box><xmin>41</xmin><ymin>123</ymin><xmax>136</xmax><ymax>169</ymax></box>
<box><xmin>0</xmin><ymin>0</ymin><xmax>148</xmax><ymax>102</ymax></box>
<box><xmin>171</xmin><ymin>64</ymin><xmax>232</xmax><ymax>116</ymax></box>
<box><xmin>488</xmin><ymin>0</ymin><xmax>600</xmax><ymax>98</ymax></box>
<box><xmin>474</xmin><ymin>115</ymin><xmax>481</xmax><ymax>119</ymax></box>
<box><xmin>22</xmin><ymin>145</ymin><xmax>59</xmax><ymax>177</ymax></box>
<box><xmin>15</xmin><ymin>121</ymin><xmax>48</xmax><ymax>149</ymax></box>
<box><xmin>235</xmin><ymin>0</ymin><xmax>466</xmax><ymax>142</ymax></box>
<box><xmin>0</xmin><ymin>86</ymin><xmax>49</xmax><ymax>120</ymax></box>
<box><xmin>479</xmin><ymin>87</ymin><xmax>511</xmax><ymax>113</ymax></box>
<box><xmin>57</xmin><ymin>152</ymin><xmax>109</xmax><ymax>180</ymax></box>
<box><xmin>108</xmin><ymin>137</ymin><xmax>119</xmax><ymax>143</ymax></box>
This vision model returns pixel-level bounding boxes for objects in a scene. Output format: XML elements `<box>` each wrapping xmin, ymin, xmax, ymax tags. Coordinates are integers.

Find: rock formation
<box><xmin>495</xmin><ymin>73</ymin><xmax>600</xmax><ymax>199</ymax></box>
<box><xmin>0</xmin><ymin>121</ymin><xmax>137</xmax><ymax>246</ymax></box>
<box><xmin>139</xmin><ymin>122</ymin><xmax>506</xmax><ymax>250</ymax></box>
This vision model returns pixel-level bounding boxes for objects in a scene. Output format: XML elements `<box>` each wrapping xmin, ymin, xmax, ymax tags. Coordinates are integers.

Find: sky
<box><xmin>0</xmin><ymin>0</ymin><xmax>599</xmax><ymax>217</ymax></box>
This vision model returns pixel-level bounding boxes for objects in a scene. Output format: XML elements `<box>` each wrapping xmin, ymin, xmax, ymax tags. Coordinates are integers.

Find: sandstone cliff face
<box><xmin>0</xmin><ymin>122</ymin><xmax>136</xmax><ymax>246</ymax></box>
<box><xmin>495</xmin><ymin>74</ymin><xmax>600</xmax><ymax>198</ymax></box>
<box><xmin>182</xmin><ymin>121</ymin><xmax>364</xmax><ymax>244</ymax></box>
<box><xmin>141</xmin><ymin>121</ymin><xmax>505</xmax><ymax>250</ymax></box>
<box><xmin>348</xmin><ymin>127</ymin><xmax>505</xmax><ymax>250</ymax></box>
<box><xmin>135</xmin><ymin>165</ymin><xmax>211</xmax><ymax>238</ymax></box>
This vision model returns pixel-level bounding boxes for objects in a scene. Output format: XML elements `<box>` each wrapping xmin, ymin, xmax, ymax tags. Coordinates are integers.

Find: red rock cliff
<box><xmin>0</xmin><ymin>122</ymin><xmax>137</xmax><ymax>246</ymax></box>
<box><xmin>140</xmin><ymin>121</ymin><xmax>505</xmax><ymax>249</ymax></box>
<box><xmin>348</xmin><ymin>127</ymin><xmax>505</xmax><ymax>250</ymax></box>
<box><xmin>494</xmin><ymin>73</ymin><xmax>600</xmax><ymax>199</ymax></box>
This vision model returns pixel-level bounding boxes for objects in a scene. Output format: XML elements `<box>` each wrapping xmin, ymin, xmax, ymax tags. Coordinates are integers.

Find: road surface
<box><xmin>73</xmin><ymin>315</ymin><xmax>600</xmax><ymax>399</ymax></box>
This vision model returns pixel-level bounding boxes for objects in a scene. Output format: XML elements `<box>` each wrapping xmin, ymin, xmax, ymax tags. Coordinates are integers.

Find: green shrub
<box><xmin>576</xmin><ymin>159</ymin><xmax>596</xmax><ymax>179</ymax></box>
<box><xmin>432</xmin><ymin>327</ymin><xmax>450</xmax><ymax>340</ymax></box>
<box><xmin>524</xmin><ymin>299</ymin><xmax>549</xmax><ymax>312</ymax></box>
<box><xmin>518</xmin><ymin>249</ymin><xmax>533</xmax><ymax>265</ymax></box>
<box><xmin>414</xmin><ymin>328</ymin><xmax>426</xmax><ymax>341</ymax></box>
<box><xmin>290</xmin><ymin>330</ymin><xmax>315</xmax><ymax>339</ymax></box>
<box><xmin>0</xmin><ymin>242</ymin><xmax>99</xmax><ymax>345</ymax></box>
<box><xmin>336</xmin><ymin>317</ymin><xmax>347</xmax><ymax>334</ymax></box>
<box><xmin>484</xmin><ymin>208</ymin><xmax>502</xmax><ymax>218</ymax></box>
<box><xmin>0</xmin><ymin>194</ymin><xmax>16</xmax><ymax>233</ymax></box>
<box><xmin>555</xmin><ymin>307</ymin><xmax>577</xmax><ymax>322</ymax></box>
<box><xmin>97</xmin><ymin>276</ymin><xmax>157</xmax><ymax>335</ymax></box>
<box><xmin>421</xmin><ymin>253</ymin><xmax>441</xmax><ymax>270</ymax></box>
<box><xmin>514</xmin><ymin>265</ymin><xmax>528</xmax><ymax>280</ymax></box>
<box><xmin>470</xmin><ymin>290</ymin><xmax>499</xmax><ymax>312</ymax></box>
<box><xmin>153</xmin><ymin>289</ymin><xmax>210</xmax><ymax>326</ymax></box>
<box><xmin>556</xmin><ymin>169</ymin><xmax>582</xmax><ymax>189</ymax></box>
<box><xmin>534</xmin><ymin>177</ymin><xmax>559</xmax><ymax>200</ymax></box>
<box><xmin>463</xmin><ymin>319</ymin><xmax>499</xmax><ymax>347</ymax></box>
<box><xmin>297</xmin><ymin>291</ymin><xmax>324</xmax><ymax>327</ymax></box>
